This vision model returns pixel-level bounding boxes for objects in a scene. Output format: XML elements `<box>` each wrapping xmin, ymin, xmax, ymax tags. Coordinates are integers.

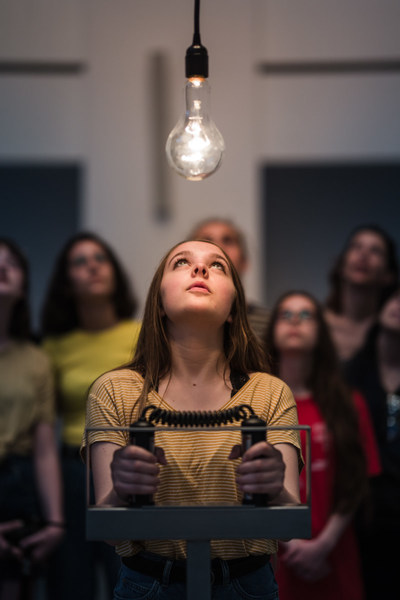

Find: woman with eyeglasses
<box><xmin>40</xmin><ymin>232</ymin><xmax>141</xmax><ymax>600</ymax></box>
<box><xmin>263</xmin><ymin>291</ymin><xmax>380</xmax><ymax>600</ymax></box>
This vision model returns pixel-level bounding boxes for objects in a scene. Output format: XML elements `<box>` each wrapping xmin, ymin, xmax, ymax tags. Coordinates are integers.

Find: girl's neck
<box><xmin>341</xmin><ymin>282</ymin><xmax>380</xmax><ymax>321</ymax></box>
<box><xmin>377</xmin><ymin>328</ymin><xmax>400</xmax><ymax>393</ymax></box>
<box><xmin>168</xmin><ymin>328</ymin><xmax>226</xmax><ymax>383</ymax></box>
<box><xmin>158</xmin><ymin>324</ymin><xmax>230</xmax><ymax>409</ymax></box>
<box><xmin>278</xmin><ymin>352</ymin><xmax>313</xmax><ymax>398</ymax></box>
<box><xmin>0</xmin><ymin>297</ymin><xmax>14</xmax><ymax>349</ymax></box>
<box><xmin>76</xmin><ymin>299</ymin><xmax>119</xmax><ymax>332</ymax></box>
<box><xmin>378</xmin><ymin>328</ymin><xmax>400</xmax><ymax>367</ymax></box>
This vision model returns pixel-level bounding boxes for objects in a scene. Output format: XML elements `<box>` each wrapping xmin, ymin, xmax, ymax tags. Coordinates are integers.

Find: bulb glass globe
<box><xmin>166</xmin><ymin>77</ymin><xmax>225</xmax><ymax>181</ymax></box>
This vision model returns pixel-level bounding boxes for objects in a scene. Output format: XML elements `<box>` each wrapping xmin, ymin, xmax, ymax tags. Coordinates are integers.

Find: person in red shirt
<box><xmin>264</xmin><ymin>291</ymin><xmax>381</xmax><ymax>600</ymax></box>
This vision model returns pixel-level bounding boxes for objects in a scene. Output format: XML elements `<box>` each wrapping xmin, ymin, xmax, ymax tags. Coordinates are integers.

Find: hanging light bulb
<box><xmin>166</xmin><ymin>76</ymin><xmax>225</xmax><ymax>181</ymax></box>
<box><xmin>165</xmin><ymin>0</ymin><xmax>225</xmax><ymax>181</ymax></box>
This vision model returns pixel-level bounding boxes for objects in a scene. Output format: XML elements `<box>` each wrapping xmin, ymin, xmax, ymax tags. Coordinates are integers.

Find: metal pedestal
<box><xmin>86</xmin><ymin>425</ymin><xmax>311</xmax><ymax>599</ymax></box>
<box><xmin>87</xmin><ymin>504</ymin><xmax>311</xmax><ymax>599</ymax></box>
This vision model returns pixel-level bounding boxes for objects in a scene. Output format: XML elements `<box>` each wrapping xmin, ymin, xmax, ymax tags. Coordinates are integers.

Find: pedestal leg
<box><xmin>186</xmin><ymin>540</ymin><xmax>211</xmax><ymax>600</ymax></box>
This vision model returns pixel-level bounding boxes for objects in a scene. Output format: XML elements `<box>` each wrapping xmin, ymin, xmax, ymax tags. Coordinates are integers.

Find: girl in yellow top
<box><xmin>41</xmin><ymin>232</ymin><xmax>141</xmax><ymax>600</ymax></box>
<box><xmin>0</xmin><ymin>238</ymin><xmax>63</xmax><ymax>600</ymax></box>
<box><xmin>84</xmin><ymin>239</ymin><xmax>302</xmax><ymax>600</ymax></box>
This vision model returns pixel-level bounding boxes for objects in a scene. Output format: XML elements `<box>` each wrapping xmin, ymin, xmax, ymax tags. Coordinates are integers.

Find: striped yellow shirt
<box><xmin>83</xmin><ymin>369</ymin><xmax>301</xmax><ymax>559</ymax></box>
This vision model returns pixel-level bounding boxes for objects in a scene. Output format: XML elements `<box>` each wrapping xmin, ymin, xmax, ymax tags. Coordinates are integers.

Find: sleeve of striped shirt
<box><xmin>81</xmin><ymin>373</ymin><xmax>130</xmax><ymax>457</ymax></box>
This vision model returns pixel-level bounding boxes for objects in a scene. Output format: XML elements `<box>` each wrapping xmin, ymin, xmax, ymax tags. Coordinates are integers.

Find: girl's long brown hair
<box><xmin>264</xmin><ymin>290</ymin><xmax>368</xmax><ymax>514</ymax></box>
<box><xmin>0</xmin><ymin>238</ymin><xmax>31</xmax><ymax>340</ymax></box>
<box><xmin>127</xmin><ymin>240</ymin><xmax>270</xmax><ymax>414</ymax></box>
<box><xmin>41</xmin><ymin>231</ymin><xmax>138</xmax><ymax>335</ymax></box>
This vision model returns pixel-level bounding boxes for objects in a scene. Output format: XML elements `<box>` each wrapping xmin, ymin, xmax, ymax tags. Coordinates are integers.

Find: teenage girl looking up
<box><xmin>0</xmin><ymin>238</ymin><xmax>63</xmax><ymax>600</ymax></box>
<box><xmin>83</xmin><ymin>240</ymin><xmax>302</xmax><ymax>600</ymax></box>
<box><xmin>264</xmin><ymin>291</ymin><xmax>381</xmax><ymax>600</ymax></box>
<box><xmin>41</xmin><ymin>232</ymin><xmax>141</xmax><ymax>600</ymax></box>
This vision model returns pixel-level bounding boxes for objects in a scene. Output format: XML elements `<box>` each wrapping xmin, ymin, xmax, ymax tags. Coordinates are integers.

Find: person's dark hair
<box><xmin>264</xmin><ymin>290</ymin><xmax>369</xmax><ymax>514</ymax></box>
<box><xmin>326</xmin><ymin>224</ymin><xmax>399</xmax><ymax>313</ymax></box>
<box><xmin>128</xmin><ymin>239</ymin><xmax>269</xmax><ymax>413</ymax></box>
<box><xmin>188</xmin><ymin>217</ymin><xmax>248</xmax><ymax>262</ymax></box>
<box><xmin>0</xmin><ymin>237</ymin><xmax>31</xmax><ymax>339</ymax></box>
<box><xmin>41</xmin><ymin>232</ymin><xmax>137</xmax><ymax>336</ymax></box>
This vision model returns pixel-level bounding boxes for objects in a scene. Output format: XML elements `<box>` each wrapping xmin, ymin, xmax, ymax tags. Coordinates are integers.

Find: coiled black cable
<box><xmin>140</xmin><ymin>403</ymin><xmax>256</xmax><ymax>427</ymax></box>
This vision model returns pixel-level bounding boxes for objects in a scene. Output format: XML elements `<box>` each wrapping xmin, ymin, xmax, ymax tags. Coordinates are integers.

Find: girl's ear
<box><xmin>226</xmin><ymin>314</ymin><xmax>233</xmax><ymax>323</ymax></box>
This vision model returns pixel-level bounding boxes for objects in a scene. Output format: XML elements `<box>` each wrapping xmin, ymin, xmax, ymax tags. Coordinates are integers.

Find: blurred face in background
<box><xmin>192</xmin><ymin>221</ymin><xmax>247</xmax><ymax>277</ymax></box>
<box><xmin>379</xmin><ymin>289</ymin><xmax>400</xmax><ymax>334</ymax></box>
<box><xmin>67</xmin><ymin>240</ymin><xmax>115</xmax><ymax>302</ymax></box>
<box><xmin>273</xmin><ymin>294</ymin><xmax>319</xmax><ymax>354</ymax></box>
<box><xmin>0</xmin><ymin>244</ymin><xmax>24</xmax><ymax>302</ymax></box>
<box><xmin>341</xmin><ymin>230</ymin><xmax>392</xmax><ymax>288</ymax></box>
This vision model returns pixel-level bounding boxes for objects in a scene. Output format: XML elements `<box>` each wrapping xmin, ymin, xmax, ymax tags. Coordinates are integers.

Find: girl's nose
<box><xmin>192</xmin><ymin>263</ymin><xmax>208</xmax><ymax>277</ymax></box>
<box><xmin>87</xmin><ymin>256</ymin><xmax>100</xmax><ymax>270</ymax></box>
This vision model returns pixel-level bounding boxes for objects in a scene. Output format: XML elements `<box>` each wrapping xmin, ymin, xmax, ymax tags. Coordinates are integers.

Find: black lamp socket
<box><xmin>185</xmin><ymin>43</ymin><xmax>209</xmax><ymax>78</ymax></box>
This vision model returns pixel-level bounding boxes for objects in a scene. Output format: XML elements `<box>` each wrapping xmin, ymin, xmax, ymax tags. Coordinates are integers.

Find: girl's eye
<box><xmin>70</xmin><ymin>255</ymin><xmax>88</xmax><ymax>267</ymax></box>
<box><xmin>6</xmin><ymin>258</ymin><xmax>21</xmax><ymax>269</ymax></box>
<box><xmin>370</xmin><ymin>246</ymin><xmax>385</xmax><ymax>258</ymax></box>
<box><xmin>174</xmin><ymin>257</ymin><xmax>188</xmax><ymax>268</ymax></box>
<box><xmin>94</xmin><ymin>252</ymin><xmax>108</xmax><ymax>263</ymax></box>
<box><xmin>211</xmin><ymin>261</ymin><xmax>225</xmax><ymax>272</ymax></box>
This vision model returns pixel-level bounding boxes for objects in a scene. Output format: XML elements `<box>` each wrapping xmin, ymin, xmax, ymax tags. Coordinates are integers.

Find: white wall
<box><xmin>1</xmin><ymin>0</ymin><xmax>399</xmax><ymax>314</ymax></box>
<box><xmin>84</xmin><ymin>0</ymin><xmax>259</xmax><ymax>311</ymax></box>
<box><xmin>253</xmin><ymin>0</ymin><xmax>400</xmax><ymax>301</ymax></box>
<box><xmin>253</xmin><ymin>0</ymin><xmax>400</xmax><ymax>160</ymax></box>
<box><xmin>0</xmin><ymin>0</ymin><xmax>88</xmax><ymax>160</ymax></box>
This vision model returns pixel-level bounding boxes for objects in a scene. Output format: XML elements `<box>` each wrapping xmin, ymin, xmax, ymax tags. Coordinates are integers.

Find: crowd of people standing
<box><xmin>0</xmin><ymin>220</ymin><xmax>398</xmax><ymax>600</ymax></box>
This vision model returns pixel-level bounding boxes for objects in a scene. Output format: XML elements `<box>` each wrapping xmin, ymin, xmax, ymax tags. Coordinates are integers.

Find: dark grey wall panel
<box><xmin>0</xmin><ymin>163</ymin><xmax>82</xmax><ymax>332</ymax></box>
<box><xmin>262</xmin><ymin>163</ymin><xmax>400</xmax><ymax>308</ymax></box>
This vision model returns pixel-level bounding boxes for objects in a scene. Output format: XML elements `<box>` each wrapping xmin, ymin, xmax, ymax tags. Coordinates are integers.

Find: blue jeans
<box><xmin>113</xmin><ymin>559</ymin><xmax>279</xmax><ymax>599</ymax></box>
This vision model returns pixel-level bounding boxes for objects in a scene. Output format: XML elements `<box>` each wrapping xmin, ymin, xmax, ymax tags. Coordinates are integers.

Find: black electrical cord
<box><xmin>193</xmin><ymin>0</ymin><xmax>201</xmax><ymax>45</ymax></box>
<box><xmin>186</xmin><ymin>0</ymin><xmax>208</xmax><ymax>78</ymax></box>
